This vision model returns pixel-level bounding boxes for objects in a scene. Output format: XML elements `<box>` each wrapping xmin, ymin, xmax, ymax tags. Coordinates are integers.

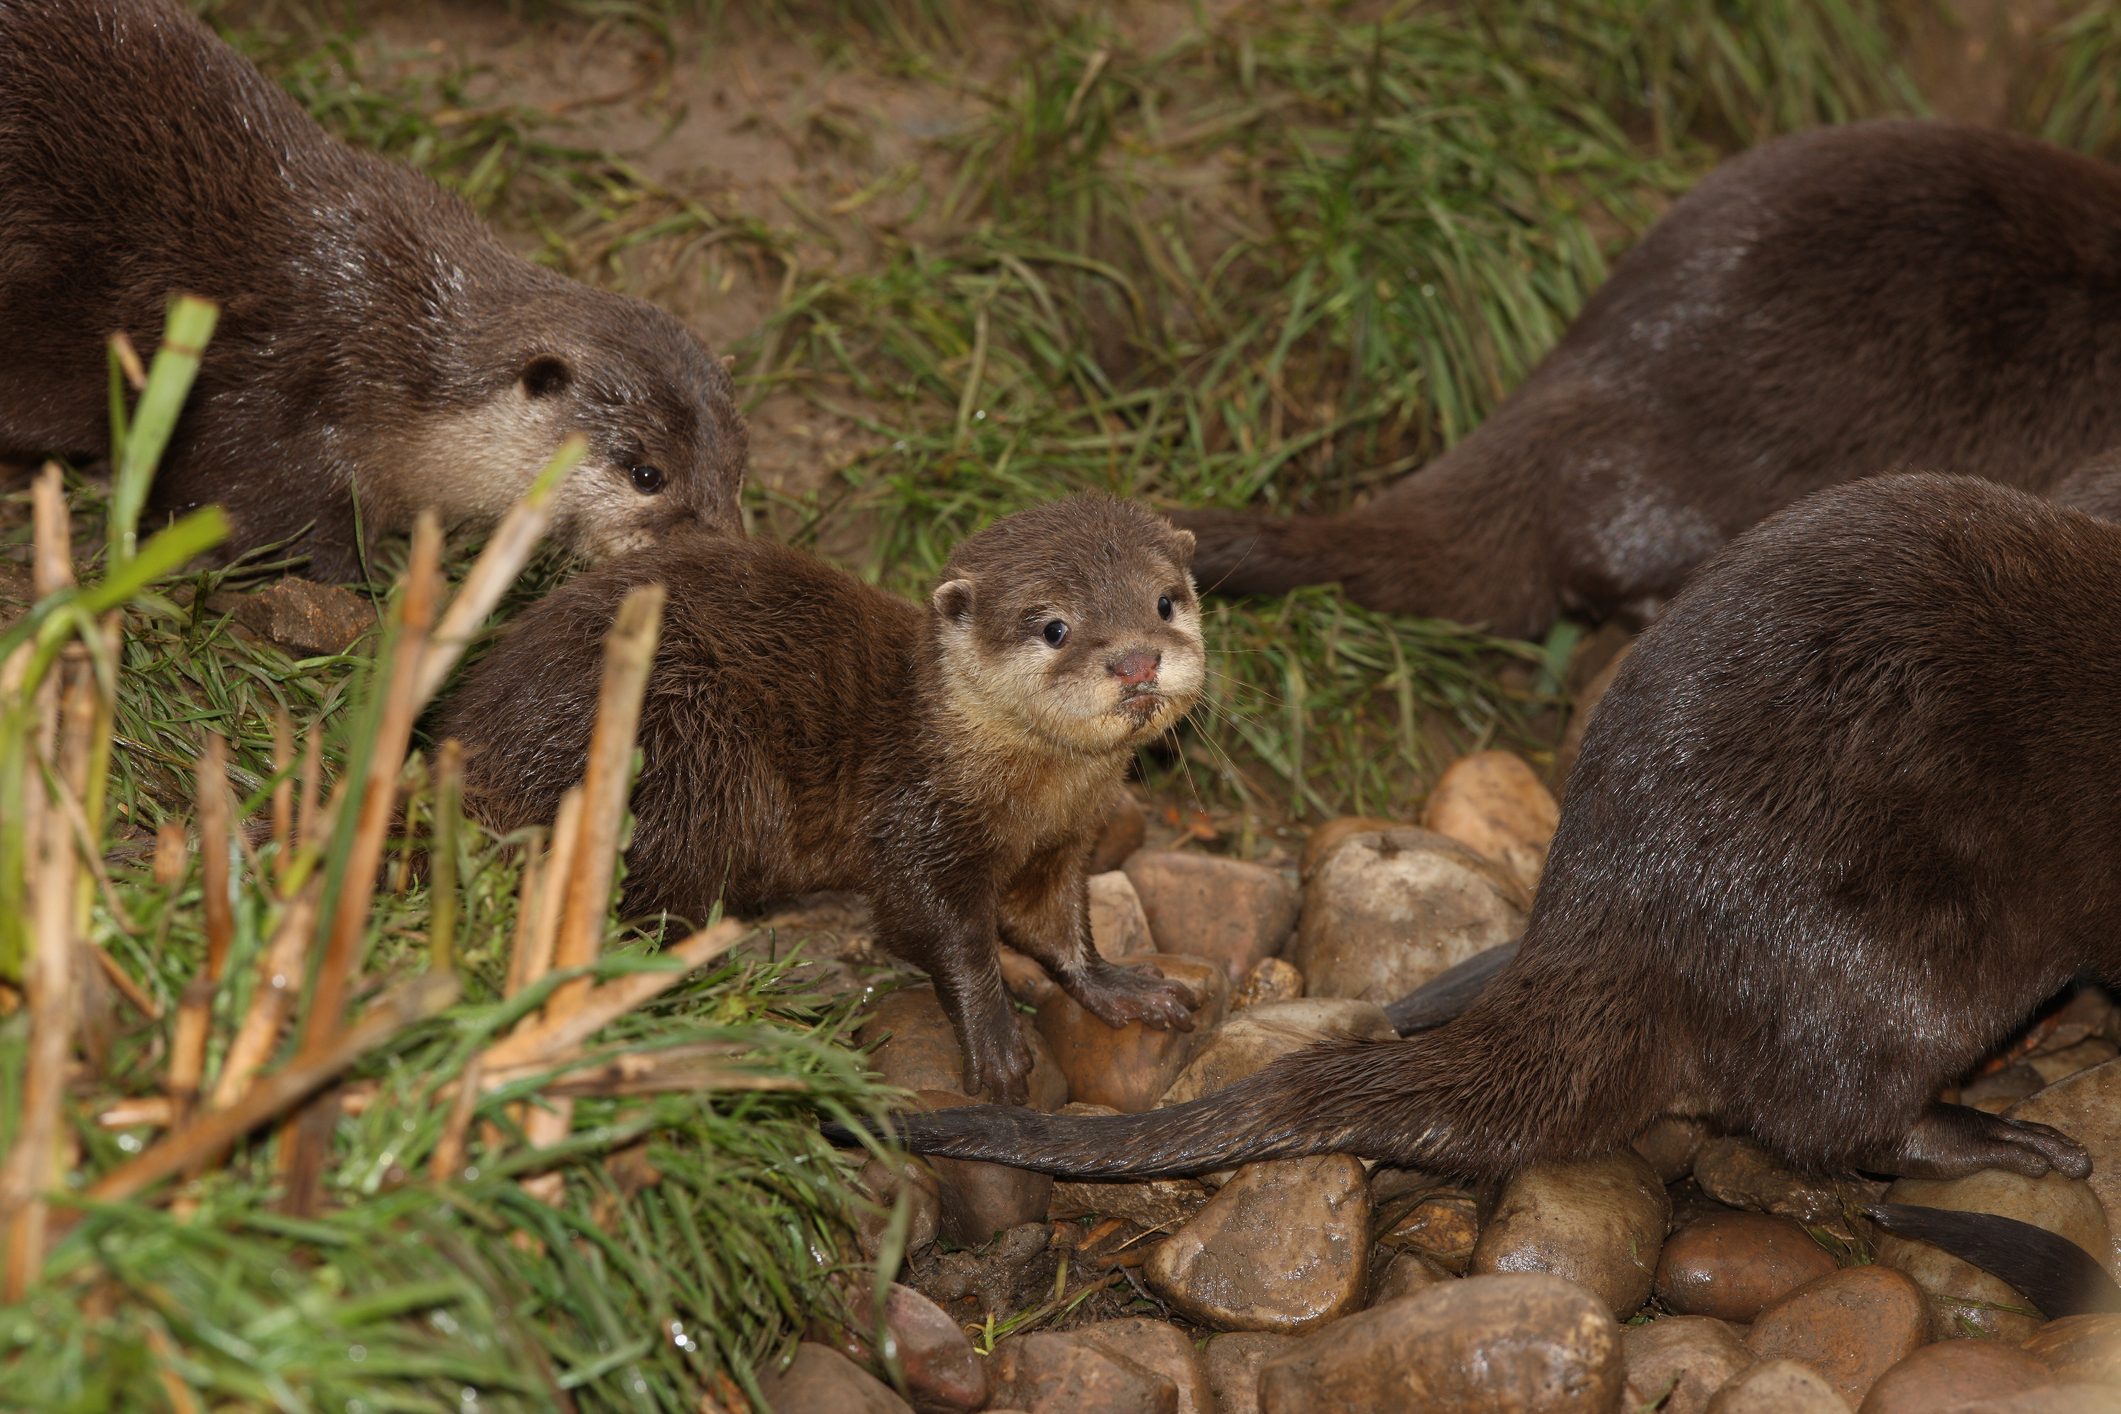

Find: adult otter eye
<box><xmin>630</xmin><ymin>464</ymin><xmax>666</xmax><ymax>495</ymax></box>
<box><xmin>1157</xmin><ymin>594</ymin><xmax>1173</xmax><ymax>621</ymax></box>
<box><xmin>1041</xmin><ymin>619</ymin><xmax>1069</xmax><ymax>648</ymax></box>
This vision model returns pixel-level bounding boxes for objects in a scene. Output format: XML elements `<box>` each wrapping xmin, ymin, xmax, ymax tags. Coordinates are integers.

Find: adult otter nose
<box><xmin>1109</xmin><ymin>649</ymin><xmax>1161</xmax><ymax>687</ymax></box>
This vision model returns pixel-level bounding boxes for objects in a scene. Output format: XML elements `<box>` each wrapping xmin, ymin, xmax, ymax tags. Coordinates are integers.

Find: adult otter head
<box><xmin>930</xmin><ymin>495</ymin><xmax>1205</xmax><ymax>755</ymax></box>
<box><xmin>400</xmin><ymin>281</ymin><xmax>749</xmax><ymax>559</ymax></box>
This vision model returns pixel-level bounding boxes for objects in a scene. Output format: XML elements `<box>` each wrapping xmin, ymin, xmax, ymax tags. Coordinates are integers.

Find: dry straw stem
<box><xmin>511</xmin><ymin>786</ymin><xmax>583</xmax><ymax>999</ymax></box>
<box><xmin>551</xmin><ymin>582</ymin><xmax>666</xmax><ymax>1020</ymax></box>
<box><xmin>429</xmin><ymin>739</ymin><xmax>464</xmax><ymax>972</ymax></box>
<box><xmin>270</xmin><ymin>706</ymin><xmax>293</xmax><ymax>868</ymax></box>
<box><xmin>483</xmin><ymin>918</ymin><xmax>750</xmax><ymax>1072</ymax></box>
<box><xmin>83</xmin><ymin>971</ymin><xmax>460</xmax><ymax>1208</ymax></box>
<box><xmin>299</xmin><ymin>514</ymin><xmax>443</xmax><ymax>1057</ymax></box>
<box><xmin>209</xmin><ymin>884</ymin><xmax>320</xmax><ymax>1110</ymax></box>
<box><xmin>196</xmin><ymin>732</ymin><xmax>234</xmax><ymax>981</ymax></box>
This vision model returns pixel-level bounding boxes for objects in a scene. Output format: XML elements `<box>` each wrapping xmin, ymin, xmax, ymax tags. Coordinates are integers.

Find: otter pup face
<box><xmin>932</xmin><ymin>496</ymin><xmax>1206</xmax><ymax>755</ymax></box>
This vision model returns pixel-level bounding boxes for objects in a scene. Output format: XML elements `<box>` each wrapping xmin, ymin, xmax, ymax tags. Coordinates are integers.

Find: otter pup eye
<box><xmin>1041</xmin><ymin>619</ymin><xmax>1069</xmax><ymax>648</ymax></box>
<box><xmin>630</xmin><ymin>464</ymin><xmax>666</xmax><ymax>495</ymax></box>
<box><xmin>1157</xmin><ymin>594</ymin><xmax>1173</xmax><ymax>621</ymax></box>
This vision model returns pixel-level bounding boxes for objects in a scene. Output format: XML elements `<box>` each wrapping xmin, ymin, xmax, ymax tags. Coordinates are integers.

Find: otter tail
<box><xmin>1866</xmin><ymin>1203</ymin><xmax>2121</xmax><ymax>1318</ymax></box>
<box><xmin>829</xmin><ymin>968</ymin><xmax>1658</xmax><ymax>1181</ymax></box>
<box><xmin>1172</xmin><ymin>507</ymin><xmax>1358</xmax><ymax>599</ymax></box>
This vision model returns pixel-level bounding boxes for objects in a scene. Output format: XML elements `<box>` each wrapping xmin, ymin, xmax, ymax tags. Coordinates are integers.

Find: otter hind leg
<box><xmin>1858</xmin><ymin>1102</ymin><xmax>2092</xmax><ymax>1180</ymax></box>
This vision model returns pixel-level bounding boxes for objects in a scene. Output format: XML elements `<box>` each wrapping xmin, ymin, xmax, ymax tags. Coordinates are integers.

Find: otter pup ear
<box><xmin>1169</xmin><ymin>527</ymin><xmax>1197</xmax><ymax>567</ymax></box>
<box><xmin>932</xmin><ymin>578</ymin><xmax>975</xmax><ymax>622</ymax></box>
<box><xmin>519</xmin><ymin>356</ymin><xmax>574</xmax><ymax>399</ymax></box>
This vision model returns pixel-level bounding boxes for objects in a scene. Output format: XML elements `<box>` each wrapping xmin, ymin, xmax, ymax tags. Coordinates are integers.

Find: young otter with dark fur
<box><xmin>854</xmin><ymin>474</ymin><xmax>2121</xmax><ymax>1180</ymax></box>
<box><xmin>0</xmin><ymin>0</ymin><xmax>746</xmax><ymax>579</ymax></box>
<box><xmin>1179</xmin><ymin>121</ymin><xmax>2121</xmax><ymax>637</ymax></box>
<box><xmin>443</xmin><ymin>496</ymin><xmax>1206</xmax><ymax>1101</ymax></box>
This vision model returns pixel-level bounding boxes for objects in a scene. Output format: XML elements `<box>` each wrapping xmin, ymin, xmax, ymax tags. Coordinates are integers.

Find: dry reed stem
<box><xmin>91</xmin><ymin>943</ymin><xmax>160</xmax><ymax>1021</ymax></box>
<box><xmin>299</xmin><ymin>515</ymin><xmax>442</xmax><ymax>1057</ymax></box>
<box><xmin>551</xmin><ymin>583</ymin><xmax>665</xmax><ymax>1021</ymax></box>
<box><xmin>152</xmin><ymin>821</ymin><xmax>187</xmax><ymax>889</ymax></box>
<box><xmin>270</xmin><ymin>707</ymin><xmax>293</xmax><ymax>871</ymax></box>
<box><xmin>483</xmin><ymin>919</ymin><xmax>748</xmax><ymax>1071</ymax></box>
<box><xmin>411</xmin><ymin>460</ymin><xmax>577</xmax><ymax>708</ymax></box>
<box><xmin>514</xmin><ymin>788</ymin><xmax>583</xmax><ymax>1000</ymax></box>
<box><xmin>83</xmin><ymin>971</ymin><xmax>459</xmax><ymax>1208</ymax></box>
<box><xmin>165</xmin><ymin>975</ymin><xmax>214</xmax><ymax>1129</ymax></box>
<box><xmin>429</xmin><ymin>740</ymin><xmax>463</xmax><ymax>973</ymax></box>
<box><xmin>210</xmin><ymin>885</ymin><xmax>319</xmax><ymax>1110</ymax></box>
<box><xmin>506</xmin><ymin>848</ymin><xmax>546</xmax><ymax>994</ymax></box>
<box><xmin>197</xmin><ymin>733</ymin><xmax>233</xmax><ymax>982</ymax></box>
<box><xmin>430</xmin><ymin>1053</ymin><xmax>483</xmax><ymax>1182</ymax></box>
<box><xmin>295</xmin><ymin>726</ymin><xmax>324</xmax><ymax>854</ymax></box>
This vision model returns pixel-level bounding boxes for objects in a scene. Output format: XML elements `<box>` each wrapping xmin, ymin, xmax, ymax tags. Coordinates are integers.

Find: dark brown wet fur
<box><xmin>441</xmin><ymin>496</ymin><xmax>1207</xmax><ymax>1101</ymax></box>
<box><xmin>864</xmin><ymin>475</ymin><xmax>2121</xmax><ymax>1183</ymax></box>
<box><xmin>0</xmin><ymin>0</ymin><xmax>745</xmax><ymax>578</ymax></box>
<box><xmin>1179</xmin><ymin>121</ymin><xmax>2121</xmax><ymax>637</ymax></box>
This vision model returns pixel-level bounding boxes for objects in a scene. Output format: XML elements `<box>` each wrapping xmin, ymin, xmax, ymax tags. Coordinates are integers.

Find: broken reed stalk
<box><xmin>83</xmin><ymin>972</ymin><xmax>460</xmax><ymax>1208</ymax></box>
<box><xmin>295</xmin><ymin>727</ymin><xmax>324</xmax><ymax>854</ymax></box>
<box><xmin>209</xmin><ymin>885</ymin><xmax>319</xmax><ymax>1110</ymax></box>
<box><xmin>270</xmin><ymin>707</ymin><xmax>293</xmax><ymax>871</ymax></box>
<box><xmin>514</xmin><ymin>787</ymin><xmax>583</xmax><ymax>1001</ymax></box>
<box><xmin>0</xmin><ymin>469</ymin><xmax>82</xmax><ymax>1302</ymax></box>
<box><xmin>429</xmin><ymin>740</ymin><xmax>464</xmax><ymax>974</ymax></box>
<box><xmin>483</xmin><ymin>919</ymin><xmax>750</xmax><ymax>1071</ymax></box>
<box><xmin>298</xmin><ymin>515</ymin><xmax>443</xmax><ymax>1057</ymax></box>
<box><xmin>551</xmin><ymin>584</ymin><xmax>666</xmax><ymax>1021</ymax></box>
<box><xmin>197</xmin><ymin>733</ymin><xmax>234</xmax><ymax>982</ymax></box>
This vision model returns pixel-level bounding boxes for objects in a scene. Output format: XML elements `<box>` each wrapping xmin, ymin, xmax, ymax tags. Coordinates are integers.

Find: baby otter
<box><xmin>855</xmin><ymin>475</ymin><xmax>2121</xmax><ymax>1181</ymax></box>
<box><xmin>0</xmin><ymin>0</ymin><xmax>745</xmax><ymax>579</ymax></box>
<box><xmin>1179</xmin><ymin>121</ymin><xmax>2121</xmax><ymax>637</ymax></box>
<box><xmin>442</xmin><ymin>496</ymin><xmax>1206</xmax><ymax>1101</ymax></box>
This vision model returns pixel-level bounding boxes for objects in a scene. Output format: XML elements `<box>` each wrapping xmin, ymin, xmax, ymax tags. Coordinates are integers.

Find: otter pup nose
<box><xmin>1109</xmin><ymin>650</ymin><xmax>1161</xmax><ymax>687</ymax></box>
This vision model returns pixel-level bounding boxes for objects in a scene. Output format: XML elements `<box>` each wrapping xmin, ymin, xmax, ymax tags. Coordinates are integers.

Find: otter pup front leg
<box><xmin>872</xmin><ymin>895</ymin><xmax>1033</xmax><ymax>1104</ymax></box>
<box><xmin>1858</xmin><ymin>1102</ymin><xmax>2092</xmax><ymax>1180</ymax></box>
<box><xmin>999</xmin><ymin>857</ymin><xmax>1197</xmax><ymax>1031</ymax></box>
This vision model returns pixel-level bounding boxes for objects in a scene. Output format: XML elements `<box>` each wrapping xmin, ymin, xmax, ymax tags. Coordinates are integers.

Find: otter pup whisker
<box><xmin>442</xmin><ymin>496</ymin><xmax>1208</xmax><ymax>1102</ymax></box>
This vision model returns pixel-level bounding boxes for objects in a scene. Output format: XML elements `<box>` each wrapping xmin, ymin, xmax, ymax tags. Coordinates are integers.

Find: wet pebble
<box><xmin>853</xmin><ymin>1154</ymin><xmax>941</xmax><ymax>1265</ymax></box>
<box><xmin>857</xmin><ymin>986</ymin><xmax>1067</xmax><ymax>1108</ymax></box>
<box><xmin>1122</xmin><ymin>852</ymin><xmax>1299</xmax><ymax>983</ymax></box>
<box><xmin>1089</xmin><ymin>870</ymin><xmax>1155</xmax><ymax>961</ymax></box>
<box><xmin>2008</xmin><ymin>1061</ymin><xmax>2121</xmax><ymax>1276</ymax></box>
<box><xmin>1692</xmin><ymin>1136</ymin><xmax>1883</xmax><ymax>1236</ymax></box>
<box><xmin>1744</xmin><ymin>1265</ymin><xmax>1928</xmax><ymax>1406</ymax></box>
<box><xmin>1471</xmin><ymin>1152</ymin><xmax>1671</xmax><ymax>1316</ymax></box>
<box><xmin>837</xmin><ymin>1283</ymin><xmax>990</xmax><ymax>1414</ymax></box>
<box><xmin>1201</xmin><ymin>1332</ymin><xmax>1298</xmax><ymax>1414</ymax></box>
<box><xmin>1157</xmin><ymin>998</ymin><xmax>1394</xmax><ymax>1107</ymax></box>
<box><xmin>1857</xmin><ymin>1338</ymin><xmax>2050</xmax><ymax>1414</ymax></box>
<box><xmin>1257</xmin><ymin>1273</ymin><xmax>1622</xmax><ymax>1413</ymax></box>
<box><xmin>2022</xmin><ymin>1315</ymin><xmax>2121</xmax><ymax>1385</ymax></box>
<box><xmin>1072</xmin><ymin>1318</ymin><xmax>1213</xmax><ymax>1414</ymax></box>
<box><xmin>1384</xmin><ymin>1189</ymin><xmax>1482</xmax><ymax>1273</ymax></box>
<box><xmin>1292</xmin><ymin>827</ymin><xmax>1526</xmax><ymax>1004</ymax></box>
<box><xmin>1704</xmin><ymin>1358</ymin><xmax>1849</xmax><ymax>1414</ymax></box>
<box><xmin>760</xmin><ymin>1342</ymin><xmax>915</xmax><ymax>1414</ymax></box>
<box><xmin>989</xmin><ymin>1330</ymin><xmax>1178</xmax><ymax>1413</ymax></box>
<box><xmin>1873</xmin><ymin>1170</ymin><xmax>2111</xmax><ymax>1341</ymax></box>
<box><xmin>1420</xmin><ymin>749</ymin><xmax>1559</xmax><ymax>897</ymax></box>
<box><xmin>1231</xmin><ymin>957</ymin><xmax>1304</xmax><ymax>1010</ymax></box>
<box><xmin>1146</xmin><ymin>1155</ymin><xmax>1371</xmax><ymax>1332</ymax></box>
<box><xmin>1621</xmin><ymin>1316</ymin><xmax>1753</xmax><ymax>1414</ymax></box>
<box><xmin>1654</xmin><ymin>1211</ymin><xmax>1840</xmax><ymax>1323</ymax></box>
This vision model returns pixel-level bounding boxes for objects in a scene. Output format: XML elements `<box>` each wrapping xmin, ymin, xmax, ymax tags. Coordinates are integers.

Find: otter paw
<box><xmin>1066</xmin><ymin>963</ymin><xmax>1198</xmax><ymax>1033</ymax></box>
<box><xmin>961</xmin><ymin>1024</ymin><xmax>1034</xmax><ymax>1105</ymax></box>
<box><xmin>1996</xmin><ymin>1118</ymin><xmax>2094</xmax><ymax>1179</ymax></box>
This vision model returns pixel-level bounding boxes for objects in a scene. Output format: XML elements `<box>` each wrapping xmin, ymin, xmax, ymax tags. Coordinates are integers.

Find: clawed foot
<box><xmin>1062</xmin><ymin>961</ymin><xmax>1198</xmax><ymax>1032</ymax></box>
<box><xmin>960</xmin><ymin>1019</ymin><xmax>1035</xmax><ymax>1105</ymax></box>
<box><xmin>1865</xmin><ymin>1103</ymin><xmax>2093</xmax><ymax>1180</ymax></box>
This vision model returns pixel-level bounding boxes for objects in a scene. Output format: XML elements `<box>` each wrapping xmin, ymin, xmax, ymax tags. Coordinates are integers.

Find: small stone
<box><xmin>1157</xmin><ymin>999</ymin><xmax>1394</xmax><ymax>1106</ymax></box>
<box><xmin>1420</xmin><ymin>750</ymin><xmax>1559</xmax><ymax>897</ymax></box>
<box><xmin>1257</xmin><ymin>1273</ymin><xmax>1622</xmax><ymax>1413</ymax></box>
<box><xmin>1385</xmin><ymin>1189</ymin><xmax>1482</xmax><ymax>1273</ymax></box>
<box><xmin>1292</xmin><ymin>827</ymin><xmax>1527</xmax><ymax>1004</ymax></box>
<box><xmin>225</xmin><ymin>578</ymin><xmax>377</xmax><ymax>656</ymax></box>
<box><xmin>1301</xmin><ymin>816</ymin><xmax>1411</xmax><ymax>879</ymax></box>
<box><xmin>1201</xmin><ymin>1333</ymin><xmax>1297</xmax><ymax>1414</ymax></box>
<box><xmin>916</xmin><ymin>1090</ymin><xmax>1055</xmax><ymax>1247</ymax></box>
<box><xmin>1634</xmin><ymin>1115</ymin><xmax>1711</xmax><ymax>1184</ymax></box>
<box><xmin>837</xmin><ymin>1284</ymin><xmax>990</xmax><ymax>1414</ymax></box>
<box><xmin>1704</xmin><ymin>1358</ymin><xmax>1850</xmax><ymax>1414</ymax></box>
<box><xmin>1622</xmin><ymin>1316</ymin><xmax>1754</xmax><ymax>1414</ymax></box>
<box><xmin>1693</xmin><ymin>1136</ymin><xmax>1883</xmax><ymax>1236</ymax></box>
<box><xmin>989</xmin><ymin>1331</ymin><xmax>1179</xmax><ymax>1414</ymax></box>
<box><xmin>1874</xmin><ymin>1170</ymin><xmax>2111</xmax><ymax>1341</ymax></box>
<box><xmin>1123</xmin><ymin>853</ymin><xmax>1300</xmax><ymax>983</ymax></box>
<box><xmin>2029</xmin><ymin>1040</ymin><xmax>2121</xmax><ymax>1086</ymax></box>
<box><xmin>853</xmin><ymin>1155</ymin><xmax>941</xmax><ymax>1265</ymax></box>
<box><xmin>1654</xmin><ymin>1211</ymin><xmax>1840</xmax><ymax>1323</ymax></box>
<box><xmin>1937</xmin><ymin>1389</ymin><xmax>2121</xmax><ymax>1414</ymax></box>
<box><xmin>1089</xmin><ymin>871</ymin><xmax>1155</xmax><ymax>961</ymax></box>
<box><xmin>1231</xmin><ymin>957</ymin><xmax>1304</xmax><ymax>1010</ymax></box>
<box><xmin>1745</xmin><ymin>1265</ymin><xmax>1928</xmax><ymax>1406</ymax></box>
<box><xmin>1072</xmin><ymin>1319</ymin><xmax>1213</xmax><ymax>1414</ymax></box>
<box><xmin>1147</xmin><ymin>1156</ymin><xmax>1371</xmax><ymax>1332</ymax></box>
<box><xmin>760</xmin><ymin>1342</ymin><xmax>915</xmax><ymax>1414</ymax></box>
<box><xmin>2023</xmin><ymin>1314</ymin><xmax>2121</xmax><ymax>1384</ymax></box>
<box><xmin>2009</xmin><ymin>1061</ymin><xmax>2121</xmax><ymax>1276</ymax></box>
<box><xmin>1857</xmin><ymin>1339</ymin><xmax>2050</xmax><ymax>1414</ymax></box>
<box><xmin>1087</xmin><ymin>794</ymin><xmax>1148</xmax><ymax>875</ymax></box>
<box><xmin>1033</xmin><ymin>954</ymin><xmax>1225</xmax><ymax>1113</ymax></box>
<box><xmin>1371</xmin><ymin>1250</ymin><xmax>1456</xmax><ymax>1304</ymax></box>
<box><xmin>858</xmin><ymin>986</ymin><xmax>1068</xmax><ymax>1109</ymax></box>
<box><xmin>1963</xmin><ymin>1063</ymin><xmax>2049</xmax><ymax>1114</ymax></box>
<box><xmin>1556</xmin><ymin>641</ymin><xmax>1634</xmax><ymax>785</ymax></box>
<box><xmin>1471</xmin><ymin>1152</ymin><xmax>1671</xmax><ymax>1316</ymax></box>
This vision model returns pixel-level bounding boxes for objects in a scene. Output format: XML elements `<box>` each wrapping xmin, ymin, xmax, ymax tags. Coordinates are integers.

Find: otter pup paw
<box><xmin>961</xmin><ymin>1022</ymin><xmax>1035</xmax><ymax>1105</ymax></box>
<box><xmin>1062</xmin><ymin>962</ymin><xmax>1198</xmax><ymax>1032</ymax></box>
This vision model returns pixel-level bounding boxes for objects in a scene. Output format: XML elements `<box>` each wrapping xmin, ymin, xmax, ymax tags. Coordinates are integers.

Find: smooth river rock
<box><xmin>1858</xmin><ymin>1338</ymin><xmax>2051</xmax><ymax>1414</ymax></box>
<box><xmin>1654</xmin><ymin>1211</ymin><xmax>1840</xmax><ymax>1323</ymax></box>
<box><xmin>760</xmin><ymin>1342</ymin><xmax>915</xmax><ymax>1414</ymax></box>
<box><xmin>1034</xmin><ymin>953</ymin><xmax>1227</xmax><ymax>1113</ymax></box>
<box><xmin>1874</xmin><ymin>1169</ymin><xmax>2112</xmax><ymax>1341</ymax></box>
<box><xmin>988</xmin><ymin>1330</ymin><xmax>1178</xmax><ymax>1414</ymax></box>
<box><xmin>1146</xmin><ymin>1155</ymin><xmax>1371</xmax><ymax>1332</ymax></box>
<box><xmin>1470</xmin><ymin>1152</ymin><xmax>1671</xmax><ymax>1317</ymax></box>
<box><xmin>1620</xmin><ymin>1316</ymin><xmax>1755</xmax><ymax>1414</ymax></box>
<box><xmin>1072</xmin><ymin>1318</ymin><xmax>1213</xmax><ymax>1414</ymax></box>
<box><xmin>1122</xmin><ymin>852</ymin><xmax>1299</xmax><ymax>983</ymax></box>
<box><xmin>1420</xmin><ymin>749</ymin><xmax>1558</xmax><ymax>898</ymax></box>
<box><xmin>1744</xmin><ymin>1265</ymin><xmax>1928</xmax><ymax>1406</ymax></box>
<box><xmin>2010</xmin><ymin>1061</ymin><xmax>2121</xmax><ymax>1278</ymax></box>
<box><xmin>1292</xmin><ymin>827</ymin><xmax>1526</xmax><ymax>1004</ymax></box>
<box><xmin>1704</xmin><ymin>1358</ymin><xmax>1849</xmax><ymax>1414</ymax></box>
<box><xmin>1202</xmin><ymin>1332</ymin><xmax>1298</xmax><ymax>1414</ymax></box>
<box><xmin>1157</xmin><ymin>998</ymin><xmax>1395</xmax><ymax>1107</ymax></box>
